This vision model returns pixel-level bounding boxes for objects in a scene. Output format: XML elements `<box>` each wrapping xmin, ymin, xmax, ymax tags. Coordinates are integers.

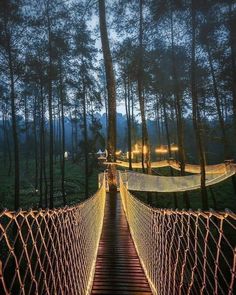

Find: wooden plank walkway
<box><xmin>91</xmin><ymin>193</ymin><xmax>152</xmax><ymax>295</ymax></box>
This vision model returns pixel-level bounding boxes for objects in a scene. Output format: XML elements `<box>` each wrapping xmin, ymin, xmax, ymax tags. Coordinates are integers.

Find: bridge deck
<box><xmin>91</xmin><ymin>193</ymin><xmax>152</xmax><ymax>295</ymax></box>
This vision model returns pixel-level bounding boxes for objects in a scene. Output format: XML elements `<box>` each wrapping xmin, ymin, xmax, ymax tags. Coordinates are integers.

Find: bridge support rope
<box><xmin>119</xmin><ymin>173</ymin><xmax>236</xmax><ymax>295</ymax></box>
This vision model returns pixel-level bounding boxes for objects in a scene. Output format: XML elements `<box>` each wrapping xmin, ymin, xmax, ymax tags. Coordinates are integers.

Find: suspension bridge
<box><xmin>0</xmin><ymin>162</ymin><xmax>236</xmax><ymax>294</ymax></box>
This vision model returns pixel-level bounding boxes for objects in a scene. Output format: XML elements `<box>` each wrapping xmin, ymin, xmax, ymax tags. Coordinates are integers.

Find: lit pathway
<box><xmin>91</xmin><ymin>193</ymin><xmax>152</xmax><ymax>294</ymax></box>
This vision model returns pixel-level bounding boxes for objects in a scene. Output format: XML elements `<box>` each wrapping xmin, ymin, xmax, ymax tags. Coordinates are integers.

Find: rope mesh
<box><xmin>119</xmin><ymin>174</ymin><xmax>236</xmax><ymax>295</ymax></box>
<box><xmin>108</xmin><ymin>160</ymin><xmax>232</xmax><ymax>174</ymax></box>
<box><xmin>0</xmin><ymin>176</ymin><xmax>106</xmax><ymax>295</ymax></box>
<box><xmin>121</xmin><ymin>165</ymin><xmax>235</xmax><ymax>192</ymax></box>
<box><xmin>170</xmin><ymin>161</ymin><xmax>229</xmax><ymax>174</ymax></box>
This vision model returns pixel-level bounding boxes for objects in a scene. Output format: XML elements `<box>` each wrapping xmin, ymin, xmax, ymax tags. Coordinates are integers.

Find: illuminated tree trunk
<box><xmin>98</xmin><ymin>0</ymin><xmax>117</xmax><ymax>191</ymax></box>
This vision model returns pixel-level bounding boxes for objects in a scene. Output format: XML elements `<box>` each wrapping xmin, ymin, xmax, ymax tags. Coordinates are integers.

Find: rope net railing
<box><xmin>0</xmin><ymin>175</ymin><xmax>106</xmax><ymax>295</ymax></box>
<box><xmin>169</xmin><ymin>161</ymin><xmax>229</xmax><ymax>175</ymax></box>
<box><xmin>107</xmin><ymin>160</ymin><xmax>233</xmax><ymax>174</ymax></box>
<box><xmin>105</xmin><ymin>160</ymin><xmax>169</xmax><ymax>169</ymax></box>
<box><xmin>120</xmin><ymin>165</ymin><xmax>235</xmax><ymax>193</ymax></box>
<box><xmin>98</xmin><ymin>172</ymin><xmax>109</xmax><ymax>191</ymax></box>
<box><xmin>119</xmin><ymin>174</ymin><xmax>236</xmax><ymax>295</ymax></box>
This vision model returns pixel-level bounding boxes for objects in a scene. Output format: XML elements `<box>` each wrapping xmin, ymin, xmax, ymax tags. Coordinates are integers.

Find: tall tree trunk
<box><xmin>4</xmin><ymin>11</ymin><xmax>20</xmax><ymax>210</ymax></box>
<box><xmin>161</xmin><ymin>106</ymin><xmax>165</xmax><ymax>148</ymax></box>
<box><xmin>98</xmin><ymin>0</ymin><xmax>117</xmax><ymax>192</ymax></box>
<box><xmin>39</xmin><ymin>84</ymin><xmax>44</xmax><ymax>208</ymax></box>
<box><xmin>102</xmin><ymin>67</ymin><xmax>108</xmax><ymax>145</ymax></box>
<box><xmin>228</xmin><ymin>1</ymin><xmax>236</xmax><ymax>150</ymax></box>
<box><xmin>228</xmin><ymin>2</ymin><xmax>236</xmax><ymax>193</ymax></box>
<box><xmin>155</xmin><ymin>97</ymin><xmax>161</xmax><ymax>146</ymax></box>
<box><xmin>75</xmin><ymin>113</ymin><xmax>78</xmax><ymax>160</ymax></box>
<box><xmin>2</xmin><ymin>110</ymin><xmax>12</xmax><ymax>175</ymax></box>
<box><xmin>57</xmin><ymin>97</ymin><xmax>62</xmax><ymax>164</ymax></box>
<box><xmin>24</xmin><ymin>96</ymin><xmax>29</xmax><ymax>174</ymax></box>
<box><xmin>228</xmin><ymin>1</ymin><xmax>236</xmax><ymax>198</ymax></box>
<box><xmin>42</xmin><ymin>108</ymin><xmax>48</xmax><ymax>208</ymax></box>
<box><xmin>53</xmin><ymin>111</ymin><xmax>57</xmax><ymax>163</ymax></box>
<box><xmin>33</xmin><ymin>96</ymin><xmax>38</xmax><ymax>192</ymax></box>
<box><xmin>170</xmin><ymin>7</ymin><xmax>185</xmax><ymax>173</ymax></box>
<box><xmin>191</xmin><ymin>0</ymin><xmax>208</xmax><ymax>210</ymax></box>
<box><xmin>131</xmin><ymin>84</ymin><xmax>136</xmax><ymax>146</ymax></box>
<box><xmin>127</xmin><ymin>77</ymin><xmax>132</xmax><ymax>170</ymax></box>
<box><xmin>163</xmin><ymin>96</ymin><xmax>178</xmax><ymax>208</ymax></box>
<box><xmin>59</xmin><ymin>65</ymin><xmax>66</xmax><ymax>205</ymax></box>
<box><xmin>2</xmin><ymin>111</ymin><xmax>7</xmax><ymax>167</ymax></box>
<box><xmin>82</xmin><ymin>78</ymin><xmax>89</xmax><ymax>198</ymax></box>
<box><xmin>138</xmin><ymin>0</ymin><xmax>151</xmax><ymax>174</ymax></box>
<box><xmin>124</xmin><ymin>77</ymin><xmax>132</xmax><ymax>170</ymax></box>
<box><xmin>46</xmin><ymin>2</ymin><xmax>54</xmax><ymax>208</ymax></box>
<box><xmin>170</xmin><ymin>6</ymin><xmax>189</xmax><ymax>208</ymax></box>
<box><xmin>70</xmin><ymin>112</ymin><xmax>75</xmax><ymax>162</ymax></box>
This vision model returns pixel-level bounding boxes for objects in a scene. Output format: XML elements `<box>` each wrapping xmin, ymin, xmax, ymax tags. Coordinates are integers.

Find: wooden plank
<box><xmin>91</xmin><ymin>291</ymin><xmax>152</xmax><ymax>295</ymax></box>
<box><xmin>91</xmin><ymin>193</ymin><xmax>152</xmax><ymax>294</ymax></box>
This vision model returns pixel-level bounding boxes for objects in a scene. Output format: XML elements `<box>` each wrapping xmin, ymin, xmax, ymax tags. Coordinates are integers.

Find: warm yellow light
<box><xmin>171</xmin><ymin>146</ymin><xmax>178</xmax><ymax>152</ymax></box>
<box><xmin>143</xmin><ymin>145</ymin><xmax>147</xmax><ymax>154</ymax></box>
<box><xmin>115</xmin><ymin>150</ymin><xmax>122</xmax><ymax>155</ymax></box>
<box><xmin>133</xmin><ymin>149</ymin><xmax>140</xmax><ymax>154</ymax></box>
<box><xmin>126</xmin><ymin>151</ymin><xmax>134</xmax><ymax>159</ymax></box>
<box><xmin>133</xmin><ymin>143</ymin><xmax>140</xmax><ymax>154</ymax></box>
<box><xmin>155</xmin><ymin>148</ymin><xmax>168</xmax><ymax>154</ymax></box>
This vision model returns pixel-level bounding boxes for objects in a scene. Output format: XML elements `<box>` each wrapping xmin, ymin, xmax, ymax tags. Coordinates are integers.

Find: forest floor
<box><xmin>0</xmin><ymin>159</ymin><xmax>235</xmax><ymax>212</ymax></box>
<box><xmin>0</xmin><ymin>158</ymin><xmax>101</xmax><ymax>211</ymax></box>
